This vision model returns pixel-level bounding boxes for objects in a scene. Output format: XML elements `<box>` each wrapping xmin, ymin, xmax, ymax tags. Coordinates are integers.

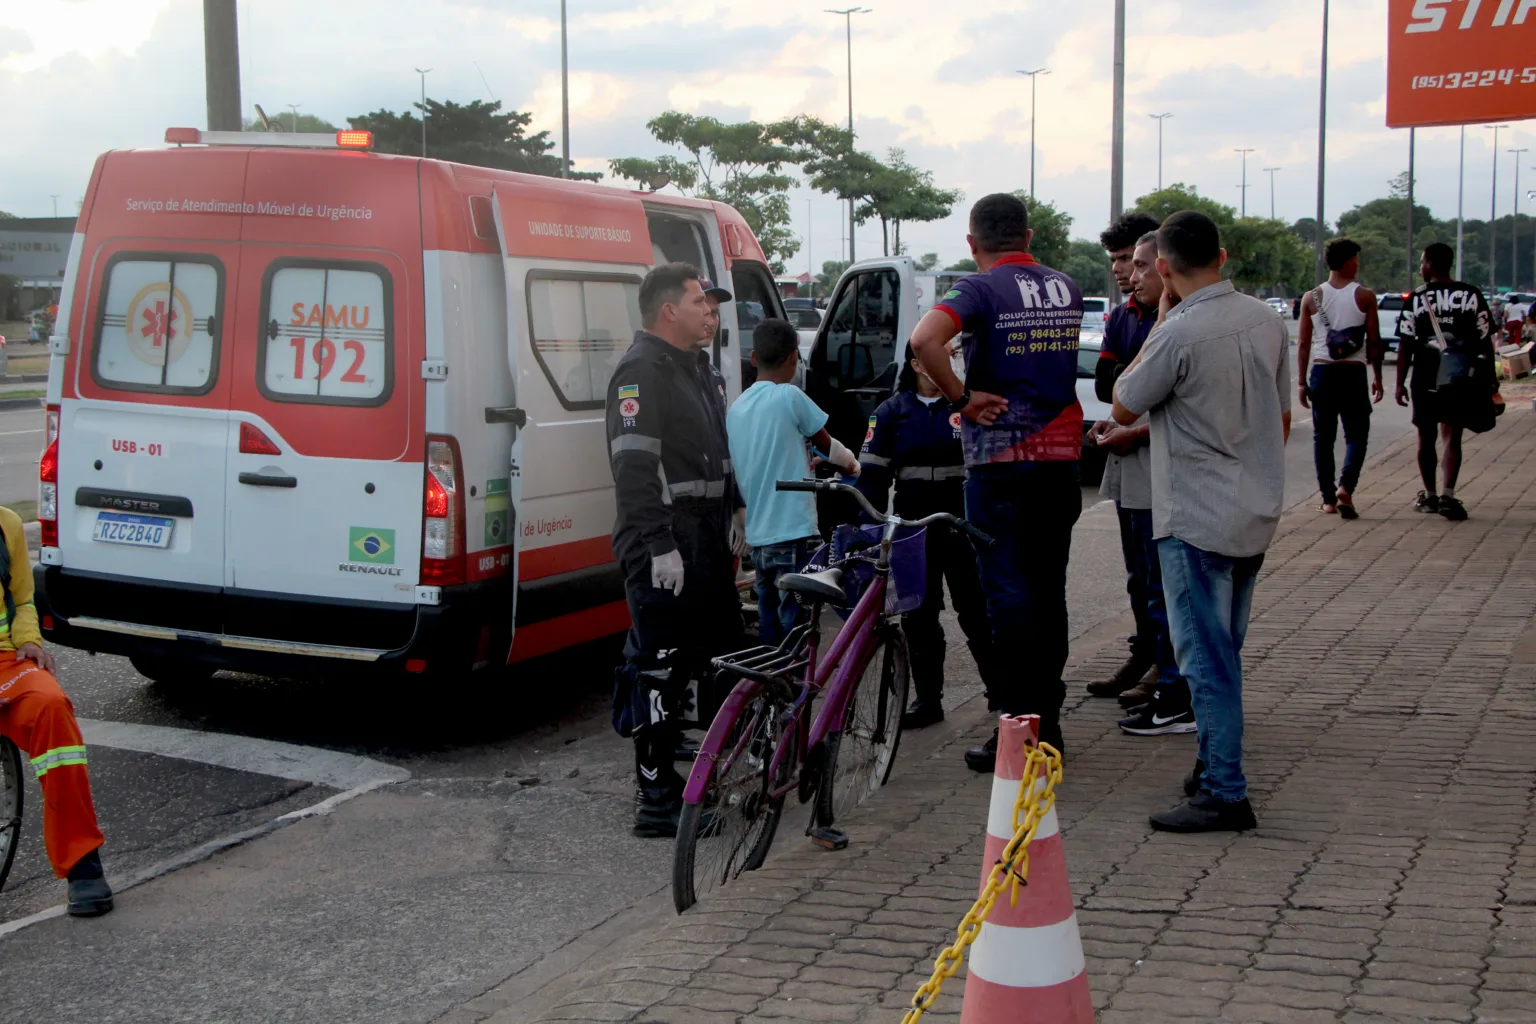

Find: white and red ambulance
<box><xmin>35</xmin><ymin>128</ymin><xmax>788</xmax><ymax>683</ymax></box>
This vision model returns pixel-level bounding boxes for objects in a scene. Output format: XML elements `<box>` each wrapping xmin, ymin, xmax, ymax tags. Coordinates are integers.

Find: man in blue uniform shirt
<box><xmin>909</xmin><ymin>193</ymin><xmax>1083</xmax><ymax>769</ymax></box>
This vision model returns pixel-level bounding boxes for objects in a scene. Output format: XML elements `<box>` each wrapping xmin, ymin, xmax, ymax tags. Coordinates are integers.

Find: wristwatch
<box><xmin>947</xmin><ymin>389</ymin><xmax>972</xmax><ymax>412</ymax></box>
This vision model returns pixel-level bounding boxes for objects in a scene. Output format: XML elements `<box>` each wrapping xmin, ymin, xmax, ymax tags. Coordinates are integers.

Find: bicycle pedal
<box><xmin>808</xmin><ymin>826</ymin><xmax>849</xmax><ymax>851</ymax></box>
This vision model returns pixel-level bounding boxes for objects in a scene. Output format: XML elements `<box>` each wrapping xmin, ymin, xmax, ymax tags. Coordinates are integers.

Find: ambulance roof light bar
<box><xmin>164</xmin><ymin>128</ymin><xmax>374</xmax><ymax>150</ymax></box>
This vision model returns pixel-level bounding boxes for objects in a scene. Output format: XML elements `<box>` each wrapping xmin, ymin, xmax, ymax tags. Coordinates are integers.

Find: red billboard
<box><xmin>1387</xmin><ymin>0</ymin><xmax>1536</xmax><ymax>128</ymax></box>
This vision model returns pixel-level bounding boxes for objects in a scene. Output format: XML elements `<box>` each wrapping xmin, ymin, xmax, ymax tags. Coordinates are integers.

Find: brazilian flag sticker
<box><xmin>349</xmin><ymin>527</ymin><xmax>396</xmax><ymax>564</ymax></box>
<box><xmin>485</xmin><ymin>478</ymin><xmax>511</xmax><ymax>546</ymax></box>
<box><xmin>943</xmin><ymin>289</ymin><xmax>962</xmax><ymax>300</ymax></box>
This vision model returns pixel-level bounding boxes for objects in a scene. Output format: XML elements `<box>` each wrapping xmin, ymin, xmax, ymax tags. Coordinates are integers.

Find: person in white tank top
<box><xmin>1297</xmin><ymin>239</ymin><xmax>1384</xmax><ymax>519</ymax></box>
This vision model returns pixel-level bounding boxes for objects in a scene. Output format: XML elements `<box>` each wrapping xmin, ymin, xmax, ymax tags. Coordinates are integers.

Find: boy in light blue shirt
<box><xmin>727</xmin><ymin>320</ymin><xmax>860</xmax><ymax>645</ymax></box>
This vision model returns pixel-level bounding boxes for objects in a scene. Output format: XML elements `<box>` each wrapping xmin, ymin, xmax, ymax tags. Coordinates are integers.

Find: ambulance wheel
<box><xmin>131</xmin><ymin>655</ymin><xmax>216</xmax><ymax>687</ymax></box>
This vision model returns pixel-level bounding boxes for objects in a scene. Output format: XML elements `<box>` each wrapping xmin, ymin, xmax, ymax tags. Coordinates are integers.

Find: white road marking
<box><xmin>0</xmin><ymin>429</ymin><xmax>42</xmax><ymax>436</ymax></box>
<box><xmin>78</xmin><ymin>719</ymin><xmax>410</xmax><ymax>790</ymax></box>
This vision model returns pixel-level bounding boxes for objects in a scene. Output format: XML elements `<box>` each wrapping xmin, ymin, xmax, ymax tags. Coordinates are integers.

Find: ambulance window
<box><xmin>729</xmin><ymin>263</ymin><xmax>786</xmax><ymax>336</ymax></box>
<box><xmin>259</xmin><ymin>261</ymin><xmax>393</xmax><ymax>406</ymax></box>
<box><xmin>646</xmin><ymin>214</ymin><xmax>717</xmax><ymax>280</ymax></box>
<box><xmin>527</xmin><ymin>273</ymin><xmax>643</xmax><ymax>410</ymax></box>
<box><xmin>92</xmin><ymin>254</ymin><xmax>222</xmax><ymax>395</ymax></box>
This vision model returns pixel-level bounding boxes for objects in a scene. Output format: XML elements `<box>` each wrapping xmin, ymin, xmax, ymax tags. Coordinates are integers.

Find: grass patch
<box><xmin>0</xmin><ymin>389</ymin><xmax>44</xmax><ymax>401</ymax></box>
<box><xmin>9</xmin><ymin>500</ymin><xmax>36</xmax><ymax>523</ymax></box>
<box><xmin>6</xmin><ymin>354</ymin><xmax>48</xmax><ymax>376</ymax></box>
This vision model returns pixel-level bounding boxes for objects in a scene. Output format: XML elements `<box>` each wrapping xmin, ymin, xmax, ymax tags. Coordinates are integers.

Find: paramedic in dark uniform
<box><xmin>607</xmin><ymin>262</ymin><xmax>745</xmax><ymax>838</ymax></box>
<box><xmin>856</xmin><ymin>351</ymin><xmax>1001</xmax><ymax>731</ymax></box>
<box><xmin>909</xmin><ymin>193</ymin><xmax>1083</xmax><ymax>770</ymax></box>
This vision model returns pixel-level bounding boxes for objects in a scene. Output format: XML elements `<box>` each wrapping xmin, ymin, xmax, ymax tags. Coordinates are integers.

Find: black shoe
<box><xmin>964</xmin><ymin>730</ymin><xmax>998</xmax><ymax>773</ymax></box>
<box><xmin>900</xmin><ymin>699</ymin><xmax>945</xmax><ymax>730</ymax></box>
<box><xmin>1414</xmin><ymin>490</ymin><xmax>1439</xmax><ymax>514</ymax></box>
<box><xmin>67</xmin><ymin>876</ymin><xmax>114</xmax><ymax>917</ymax></box>
<box><xmin>1119</xmin><ymin>697</ymin><xmax>1197</xmax><ymax>736</ymax></box>
<box><xmin>633</xmin><ymin>785</ymin><xmax>683</xmax><ymax>838</ymax></box>
<box><xmin>672</xmin><ymin>735</ymin><xmax>700</xmax><ymax>762</ymax></box>
<box><xmin>1086</xmin><ymin>653</ymin><xmax>1156</xmax><ymax>697</ymax></box>
<box><xmin>1183</xmin><ymin>758</ymin><xmax>1206</xmax><ymax>798</ymax></box>
<box><xmin>1149</xmin><ymin>792</ymin><xmax>1256</xmax><ymax>833</ymax></box>
<box><xmin>1438</xmin><ymin>496</ymin><xmax>1468</xmax><ymax>521</ymax></box>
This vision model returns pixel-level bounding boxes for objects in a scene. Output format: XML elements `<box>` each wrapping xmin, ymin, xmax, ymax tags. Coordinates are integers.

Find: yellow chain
<box><xmin>900</xmin><ymin>740</ymin><xmax>1063</xmax><ymax>1023</ymax></box>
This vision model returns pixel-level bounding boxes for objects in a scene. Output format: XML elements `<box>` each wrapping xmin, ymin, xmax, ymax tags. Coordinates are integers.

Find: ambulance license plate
<box><xmin>92</xmin><ymin>512</ymin><xmax>174</xmax><ymax>549</ymax></box>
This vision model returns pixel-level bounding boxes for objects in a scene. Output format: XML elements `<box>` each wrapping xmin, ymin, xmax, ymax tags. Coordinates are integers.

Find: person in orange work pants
<box><xmin>0</xmin><ymin>649</ymin><xmax>113</xmax><ymax>916</ymax></box>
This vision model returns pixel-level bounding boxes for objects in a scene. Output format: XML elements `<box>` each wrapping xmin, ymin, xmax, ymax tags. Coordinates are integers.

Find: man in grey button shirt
<box><xmin>1113</xmin><ymin>211</ymin><xmax>1292</xmax><ymax>834</ymax></box>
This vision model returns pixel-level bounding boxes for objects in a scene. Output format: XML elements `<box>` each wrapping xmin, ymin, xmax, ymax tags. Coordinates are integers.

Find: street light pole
<box><xmin>414</xmin><ymin>67</ymin><xmax>432</xmax><ymax>157</ymax></box>
<box><xmin>1486</xmin><ymin>124</ymin><xmax>1509</xmax><ymax>292</ymax></box>
<box><xmin>1017</xmin><ymin>69</ymin><xmax>1051</xmax><ymax>200</ymax></box>
<box><xmin>1315</xmin><ymin>0</ymin><xmax>1330</xmax><ymax>283</ymax></box>
<box><xmin>1111</xmin><ymin>0</ymin><xmax>1126</xmax><ymax>219</ymax></box>
<box><xmin>827</xmin><ymin>7</ymin><xmax>871</xmax><ymax>264</ymax></box>
<box><xmin>1512</xmin><ymin>148</ymin><xmax>1529</xmax><ymax>290</ymax></box>
<box><xmin>1149</xmin><ymin>113</ymin><xmax>1173</xmax><ymax>191</ymax></box>
<box><xmin>1263</xmin><ymin>166</ymin><xmax>1281</xmax><ymax>220</ymax></box>
<box><xmin>560</xmin><ymin>0</ymin><xmax>570</xmax><ymax>178</ymax></box>
<box><xmin>1407</xmin><ymin>129</ymin><xmax>1417</xmax><ymax>293</ymax></box>
<box><xmin>287</xmin><ymin>103</ymin><xmax>302</xmax><ymax>133</ymax></box>
<box><xmin>1235</xmin><ymin>148</ymin><xmax>1255</xmax><ymax>218</ymax></box>
<box><xmin>1456</xmin><ymin>126</ymin><xmax>1465</xmax><ymax>279</ymax></box>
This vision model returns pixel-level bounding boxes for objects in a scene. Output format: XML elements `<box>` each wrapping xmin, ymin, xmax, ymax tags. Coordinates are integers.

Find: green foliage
<box><xmin>0</xmin><ymin>274</ymin><xmax>20</xmax><ymax>320</ymax></box>
<box><xmin>350</xmin><ymin>99</ymin><xmax>596</xmax><ymax>180</ymax></box>
<box><xmin>1133</xmin><ymin>183</ymin><xmax>1237</xmax><ymax>226</ymax></box>
<box><xmin>816</xmin><ymin>259</ymin><xmax>851</xmax><ymax>296</ymax></box>
<box><xmin>611</xmin><ymin>112</ymin><xmax>848</xmax><ymax>273</ymax></box>
<box><xmin>244</xmin><ymin>112</ymin><xmax>338</xmax><ymax>133</ymax></box>
<box><xmin>913</xmin><ymin>252</ymin><xmax>940</xmax><ymax>271</ymax></box>
<box><xmin>1223</xmin><ymin>217</ymin><xmax>1315</xmax><ymax>294</ymax></box>
<box><xmin>1012</xmin><ymin>193</ymin><xmax>1072</xmax><ymax>269</ymax></box>
<box><xmin>0</xmin><ymin>211</ymin><xmax>15</xmax><ymax>219</ymax></box>
<box><xmin>946</xmin><ymin>258</ymin><xmax>978</xmax><ymax>272</ymax></box>
<box><xmin>805</xmin><ymin>145</ymin><xmax>958</xmax><ymax>258</ymax></box>
<box><xmin>1059</xmin><ymin>239</ymin><xmax>1113</xmax><ymax>297</ymax></box>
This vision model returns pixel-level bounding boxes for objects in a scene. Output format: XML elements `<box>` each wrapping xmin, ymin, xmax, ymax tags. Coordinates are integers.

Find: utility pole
<box><xmin>415</xmin><ymin>68</ymin><xmax>432</xmax><ymax>157</ymax></box>
<box><xmin>1263</xmin><ymin>166</ymin><xmax>1281</xmax><ymax>221</ymax></box>
<box><xmin>202</xmin><ymin>0</ymin><xmax>241</xmax><ymax>131</ymax></box>
<box><xmin>1017</xmin><ymin>69</ymin><xmax>1050</xmax><ymax>200</ymax></box>
<box><xmin>1407</xmin><ymin>129</ymin><xmax>1416</xmax><ymax>293</ymax></box>
<box><xmin>1149</xmin><ymin>113</ymin><xmax>1173</xmax><ymax>191</ymax></box>
<box><xmin>1456</xmin><ymin>127</ymin><xmax>1465</xmax><ymax>280</ymax></box>
<box><xmin>807</xmin><ymin>199</ymin><xmax>814</xmax><ymax>299</ymax></box>
<box><xmin>1512</xmin><ymin>148</ymin><xmax>1529</xmax><ymax>289</ymax></box>
<box><xmin>1110</xmin><ymin>0</ymin><xmax>1126</xmax><ymax>219</ymax></box>
<box><xmin>560</xmin><ymin>0</ymin><xmax>570</xmax><ymax>178</ymax></box>
<box><xmin>827</xmin><ymin>8</ymin><xmax>871</xmax><ymax>263</ymax></box>
<box><xmin>49</xmin><ymin>195</ymin><xmax>59</xmax><ymax>217</ymax></box>
<box><xmin>1314</xmin><ymin>0</ymin><xmax>1330</xmax><ymax>283</ymax></box>
<box><xmin>1235</xmin><ymin>149</ymin><xmax>1255</xmax><ymax>218</ymax></box>
<box><xmin>1487</xmin><ymin>124</ymin><xmax>1509</xmax><ymax>292</ymax></box>
<box><xmin>287</xmin><ymin>103</ymin><xmax>302</xmax><ymax>133</ymax></box>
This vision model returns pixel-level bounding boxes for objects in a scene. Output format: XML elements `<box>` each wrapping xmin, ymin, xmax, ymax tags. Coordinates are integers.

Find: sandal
<box><xmin>1336</xmin><ymin>490</ymin><xmax>1358</xmax><ymax>520</ymax></box>
<box><xmin>1319</xmin><ymin>504</ymin><xmax>1338</xmax><ymax>514</ymax></box>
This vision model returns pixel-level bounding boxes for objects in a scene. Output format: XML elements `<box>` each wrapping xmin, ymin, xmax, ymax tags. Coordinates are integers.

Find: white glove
<box><xmin>827</xmin><ymin>437</ymin><xmax>861</xmax><ymax>477</ymax></box>
<box><xmin>730</xmin><ymin>508</ymin><xmax>751</xmax><ymax>559</ymax></box>
<box><xmin>650</xmin><ymin>549</ymin><xmax>685</xmax><ymax>596</ymax></box>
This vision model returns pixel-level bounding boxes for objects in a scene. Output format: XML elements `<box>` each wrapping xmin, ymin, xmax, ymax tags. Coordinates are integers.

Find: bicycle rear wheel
<box><xmin>816</xmin><ymin>627</ymin><xmax>910</xmax><ymax>828</ymax></box>
<box><xmin>673</xmin><ymin>688</ymin><xmax>787</xmax><ymax>913</ymax></box>
<box><xmin>0</xmin><ymin>737</ymin><xmax>23</xmax><ymax>893</ymax></box>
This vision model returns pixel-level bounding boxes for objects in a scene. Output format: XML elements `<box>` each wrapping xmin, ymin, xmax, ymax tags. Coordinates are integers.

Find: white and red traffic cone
<box><xmin>960</xmin><ymin>714</ymin><xmax>1093</xmax><ymax>1024</ymax></box>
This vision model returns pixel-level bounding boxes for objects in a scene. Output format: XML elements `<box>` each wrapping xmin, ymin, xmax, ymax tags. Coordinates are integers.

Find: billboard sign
<box><xmin>0</xmin><ymin>227</ymin><xmax>70</xmax><ymax>282</ymax></box>
<box><xmin>1387</xmin><ymin>0</ymin><xmax>1536</xmax><ymax>128</ymax></box>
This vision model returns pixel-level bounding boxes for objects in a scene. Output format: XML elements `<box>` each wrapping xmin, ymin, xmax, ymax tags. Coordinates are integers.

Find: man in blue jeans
<box><xmin>1113</xmin><ymin>211</ymin><xmax>1291</xmax><ymax>832</ymax></box>
<box><xmin>910</xmin><ymin>193</ymin><xmax>1083</xmax><ymax>769</ymax></box>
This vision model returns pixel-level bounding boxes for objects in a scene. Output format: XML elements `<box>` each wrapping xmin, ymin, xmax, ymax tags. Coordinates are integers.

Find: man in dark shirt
<box><xmin>910</xmin><ymin>193</ymin><xmax>1083</xmax><ymax>769</ymax></box>
<box><xmin>1394</xmin><ymin>242</ymin><xmax>1498</xmax><ymax>521</ymax></box>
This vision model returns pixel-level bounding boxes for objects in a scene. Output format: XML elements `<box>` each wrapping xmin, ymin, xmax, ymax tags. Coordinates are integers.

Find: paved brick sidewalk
<box><xmin>475</xmin><ymin>404</ymin><xmax>1536</xmax><ymax>1024</ymax></box>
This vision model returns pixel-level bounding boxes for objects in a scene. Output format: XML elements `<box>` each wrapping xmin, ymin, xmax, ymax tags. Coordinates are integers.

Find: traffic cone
<box><xmin>960</xmin><ymin>714</ymin><xmax>1092</xmax><ymax>1023</ymax></box>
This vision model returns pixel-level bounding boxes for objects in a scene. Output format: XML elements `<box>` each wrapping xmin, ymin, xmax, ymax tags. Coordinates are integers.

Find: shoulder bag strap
<box><xmin>1422</xmin><ymin>292</ymin><xmax>1450</xmax><ymax>353</ymax></box>
<box><xmin>1313</xmin><ymin>286</ymin><xmax>1334</xmax><ymax>333</ymax></box>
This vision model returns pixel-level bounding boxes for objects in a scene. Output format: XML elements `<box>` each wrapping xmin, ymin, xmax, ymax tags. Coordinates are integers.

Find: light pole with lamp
<box><xmin>1510</xmin><ymin>147</ymin><xmax>1528</xmax><ymax>290</ymax></box>
<box><xmin>1017</xmin><ymin>68</ymin><xmax>1050</xmax><ymax>200</ymax></box>
<box><xmin>414</xmin><ymin>68</ymin><xmax>432</xmax><ymax>157</ymax></box>
<box><xmin>1149</xmin><ymin>113</ymin><xmax>1172</xmax><ymax>191</ymax></box>
<box><xmin>1235</xmin><ymin>148</ymin><xmax>1255</xmax><ymax>218</ymax></box>
<box><xmin>1263</xmin><ymin>166</ymin><xmax>1281</xmax><ymax>221</ymax></box>
<box><xmin>1456</xmin><ymin>127</ymin><xmax>1466</xmax><ymax>280</ymax></box>
<box><xmin>1314</xmin><ymin>0</ymin><xmax>1329</xmax><ymax>282</ymax></box>
<box><xmin>827</xmin><ymin>7</ymin><xmax>871</xmax><ymax>264</ymax></box>
<box><xmin>560</xmin><ymin>0</ymin><xmax>570</xmax><ymax>178</ymax></box>
<box><xmin>286</xmin><ymin>103</ymin><xmax>302</xmax><ymax>133</ymax></box>
<box><xmin>1485</xmin><ymin>123</ymin><xmax>1510</xmax><ymax>292</ymax></box>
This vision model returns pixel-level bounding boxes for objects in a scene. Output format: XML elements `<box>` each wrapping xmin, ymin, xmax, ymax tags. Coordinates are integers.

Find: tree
<box><xmin>1012</xmin><ymin>193</ymin><xmax>1072</xmax><ymax>269</ymax></box>
<box><xmin>913</xmin><ymin>252</ymin><xmax>940</xmax><ymax>271</ymax></box>
<box><xmin>1132</xmin><ymin>183</ymin><xmax>1236</xmax><ymax>226</ymax></box>
<box><xmin>1059</xmin><ymin>239</ymin><xmax>1113</xmax><ymax>297</ymax></box>
<box><xmin>1223</xmin><ymin>217</ymin><xmax>1314</xmax><ymax>294</ymax></box>
<box><xmin>350</xmin><ymin>99</ymin><xmax>594</xmax><ymax>180</ymax></box>
<box><xmin>946</xmin><ymin>258</ymin><xmax>978</xmax><ymax>272</ymax></box>
<box><xmin>804</xmin><ymin>143</ymin><xmax>957</xmax><ymax>257</ymax></box>
<box><xmin>611</xmin><ymin>112</ymin><xmax>847</xmax><ymax>272</ymax></box>
<box><xmin>878</xmin><ymin>151</ymin><xmax>960</xmax><ymax>257</ymax></box>
<box><xmin>0</xmin><ymin>211</ymin><xmax>15</xmax><ymax>219</ymax></box>
<box><xmin>815</xmin><ymin>260</ymin><xmax>850</xmax><ymax>296</ymax></box>
<box><xmin>244</xmin><ymin>112</ymin><xmax>337</xmax><ymax>133</ymax></box>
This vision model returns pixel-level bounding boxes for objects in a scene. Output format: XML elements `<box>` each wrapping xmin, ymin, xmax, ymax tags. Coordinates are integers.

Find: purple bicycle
<box><xmin>671</xmin><ymin>478</ymin><xmax>993</xmax><ymax>913</ymax></box>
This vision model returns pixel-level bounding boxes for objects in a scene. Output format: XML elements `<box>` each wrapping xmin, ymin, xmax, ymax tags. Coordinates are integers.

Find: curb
<box><xmin>0</xmin><ymin>397</ymin><xmax>42</xmax><ymax>412</ymax></box>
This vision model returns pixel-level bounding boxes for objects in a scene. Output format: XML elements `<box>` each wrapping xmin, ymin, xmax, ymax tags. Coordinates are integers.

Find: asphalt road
<box><xmin>0</xmin><ymin>405</ymin><xmax>45</xmax><ymax>509</ymax></box>
<box><xmin>0</xmin><ymin>354</ymin><xmax>1419</xmax><ymax>1022</ymax></box>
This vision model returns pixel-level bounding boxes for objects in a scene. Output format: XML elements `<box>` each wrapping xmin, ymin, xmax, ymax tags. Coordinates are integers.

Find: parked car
<box><xmin>1377</xmin><ymin>292</ymin><xmax>1408</xmax><ymax>353</ymax></box>
<box><xmin>1266</xmin><ymin>297</ymin><xmax>1288</xmax><ymax>316</ymax></box>
<box><xmin>782</xmin><ymin>299</ymin><xmax>823</xmax><ymax>359</ymax></box>
<box><xmin>1076</xmin><ymin>334</ymin><xmax>1110</xmax><ymax>486</ymax></box>
<box><xmin>1081</xmin><ymin>296</ymin><xmax>1110</xmax><ymax>336</ymax></box>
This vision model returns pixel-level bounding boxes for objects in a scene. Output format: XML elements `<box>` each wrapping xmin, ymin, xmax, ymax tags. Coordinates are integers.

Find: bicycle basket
<box><xmin>802</xmin><ymin>523</ymin><xmax>927</xmax><ymax>619</ymax></box>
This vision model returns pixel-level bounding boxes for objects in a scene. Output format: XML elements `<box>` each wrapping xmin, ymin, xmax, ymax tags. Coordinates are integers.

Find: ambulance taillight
<box><xmin>39</xmin><ymin>405</ymin><xmax>59</xmax><ymax>547</ymax></box>
<box><xmin>422</xmin><ymin>436</ymin><xmax>466</xmax><ymax>586</ymax></box>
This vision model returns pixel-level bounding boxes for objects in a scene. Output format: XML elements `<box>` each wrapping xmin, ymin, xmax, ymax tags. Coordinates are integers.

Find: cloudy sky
<box><xmin>1</xmin><ymin>0</ymin><xmax>1527</xmax><ymax>269</ymax></box>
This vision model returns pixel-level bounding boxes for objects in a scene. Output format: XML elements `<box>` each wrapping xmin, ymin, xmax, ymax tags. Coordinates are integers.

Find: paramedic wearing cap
<box><xmin>909</xmin><ymin>193</ymin><xmax>1084</xmax><ymax>771</ymax></box>
<box><xmin>607</xmin><ymin>262</ymin><xmax>745</xmax><ymax>838</ymax></box>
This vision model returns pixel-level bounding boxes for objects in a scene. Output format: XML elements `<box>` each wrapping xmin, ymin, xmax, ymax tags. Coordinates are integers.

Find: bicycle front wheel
<box><xmin>816</xmin><ymin>627</ymin><xmax>910</xmax><ymax>828</ymax></box>
<box><xmin>673</xmin><ymin>688</ymin><xmax>786</xmax><ymax>913</ymax></box>
<box><xmin>0</xmin><ymin>737</ymin><xmax>23</xmax><ymax>893</ymax></box>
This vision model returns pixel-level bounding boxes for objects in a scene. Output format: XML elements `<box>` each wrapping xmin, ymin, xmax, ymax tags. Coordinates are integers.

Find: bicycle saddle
<box><xmin>777</xmin><ymin>567</ymin><xmax>846</xmax><ymax>606</ymax></box>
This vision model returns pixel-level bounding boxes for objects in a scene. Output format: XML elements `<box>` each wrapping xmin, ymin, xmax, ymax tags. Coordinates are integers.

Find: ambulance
<box><xmin>34</xmin><ymin>127</ymin><xmax>790</xmax><ymax>683</ymax></box>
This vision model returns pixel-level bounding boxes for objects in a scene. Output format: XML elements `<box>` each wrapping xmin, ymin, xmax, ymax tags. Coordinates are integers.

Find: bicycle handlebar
<box><xmin>774</xmin><ymin>478</ymin><xmax>995</xmax><ymax>548</ymax></box>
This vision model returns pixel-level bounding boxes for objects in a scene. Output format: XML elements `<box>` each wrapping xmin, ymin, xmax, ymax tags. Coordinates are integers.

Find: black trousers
<box><xmin>902</xmin><ymin>522</ymin><xmax>996</xmax><ymax>706</ymax></box>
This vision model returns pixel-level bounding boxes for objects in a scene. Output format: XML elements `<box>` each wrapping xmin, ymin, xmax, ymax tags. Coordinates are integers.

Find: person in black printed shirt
<box><xmin>1394</xmin><ymin>243</ymin><xmax>1498</xmax><ymax>522</ymax></box>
